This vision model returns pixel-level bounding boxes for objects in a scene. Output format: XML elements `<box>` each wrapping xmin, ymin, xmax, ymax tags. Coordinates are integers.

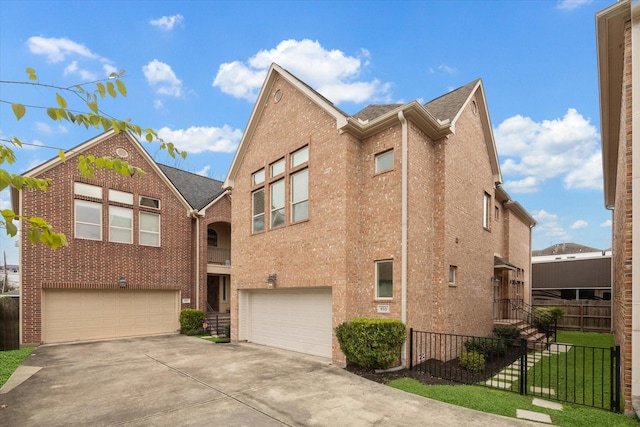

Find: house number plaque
<box><xmin>376</xmin><ymin>305</ymin><xmax>390</xmax><ymax>314</ymax></box>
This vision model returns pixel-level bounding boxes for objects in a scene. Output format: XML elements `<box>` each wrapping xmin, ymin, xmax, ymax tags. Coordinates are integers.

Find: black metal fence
<box><xmin>409</xmin><ymin>329</ymin><xmax>620</xmax><ymax>412</ymax></box>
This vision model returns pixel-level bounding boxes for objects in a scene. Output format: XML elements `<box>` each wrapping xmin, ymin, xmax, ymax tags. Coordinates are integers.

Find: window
<box><xmin>139</xmin><ymin>212</ymin><xmax>160</xmax><ymax>246</ymax></box>
<box><xmin>270</xmin><ymin>158</ymin><xmax>285</xmax><ymax>177</ymax></box>
<box><xmin>291</xmin><ymin>146</ymin><xmax>308</xmax><ymax>167</ymax></box>
<box><xmin>253</xmin><ymin>168</ymin><xmax>265</xmax><ymax>185</ymax></box>
<box><xmin>494</xmin><ymin>206</ymin><xmax>499</xmax><ymax>220</ymax></box>
<box><xmin>291</xmin><ymin>169</ymin><xmax>308</xmax><ymax>222</ymax></box>
<box><xmin>208</xmin><ymin>229</ymin><xmax>218</xmax><ymax>247</ymax></box>
<box><xmin>252</xmin><ymin>189</ymin><xmax>265</xmax><ymax>232</ymax></box>
<box><xmin>483</xmin><ymin>192</ymin><xmax>491</xmax><ymax>229</ymax></box>
<box><xmin>270</xmin><ymin>179</ymin><xmax>285</xmax><ymax>228</ymax></box>
<box><xmin>140</xmin><ymin>196</ymin><xmax>160</xmax><ymax>209</ymax></box>
<box><xmin>74</xmin><ymin>182</ymin><xmax>102</xmax><ymax>198</ymax></box>
<box><xmin>109</xmin><ymin>206</ymin><xmax>133</xmax><ymax>243</ymax></box>
<box><xmin>448</xmin><ymin>265</ymin><xmax>457</xmax><ymax>284</ymax></box>
<box><xmin>376</xmin><ymin>260</ymin><xmax>393</xmax><ymax>299</ymax></box>
<box><xmin>75</xmin><ymin>200</ymin><xmax>102</xmax><ymax>240</ymax></box>
<box><xmin>375</xmin><ymin>149</ymin><xmax>394</xmax><ymax>173</ymax></box>
<box><xmin>221</xmin><ymin>277</ymin><xmax>229</xmax><ymax>303</ymax></box>
<box><xmin>109</xmin><ymin>189</ymin><xmax>133</xmax><ymax>205</ymax></box>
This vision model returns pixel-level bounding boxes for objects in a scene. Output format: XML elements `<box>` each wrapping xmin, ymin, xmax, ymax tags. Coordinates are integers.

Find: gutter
<box><xmin>399</xmin><ymin>111</ymin><xmax>408</xmax><ymax>367</ymax></box>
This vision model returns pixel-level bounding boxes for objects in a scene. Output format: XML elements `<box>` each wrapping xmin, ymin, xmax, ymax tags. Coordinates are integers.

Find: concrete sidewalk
<box><xmin>0</xmin><ymin>335</ymin><xmax>542</xmax><ymax>426</ymax></box>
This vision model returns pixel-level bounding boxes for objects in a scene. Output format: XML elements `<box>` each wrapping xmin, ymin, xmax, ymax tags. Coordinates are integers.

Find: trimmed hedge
<box><xmin>179</xmin><ymin>309</ymin><xmax>206</xmax><ymax>336</ymax></box>
<box><xmin>463</xmin><ymin>337</ymin><xmax>506</xmax><ymax>361</ymax></box>
<box><xmin>460</xmin><ymin>351</ymin><xmax>485</xmax><ymax>372</ymax></box>
<box><xmin>335</xmin><ymin>318</ymin><xmax>406</xmax><ymax>370</ymax></box>
<box><xmin>493</xmin><ymin>325</ymin><xmax>521</xmax><ymax>345</ymax></box>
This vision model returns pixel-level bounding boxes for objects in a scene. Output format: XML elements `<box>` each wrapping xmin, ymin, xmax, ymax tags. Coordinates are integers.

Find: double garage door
<box><xmin>42</xmin><ymin>289</ymin><xmax>180</xmax><ymax>344</ymax></box>
<box><xmin>240</xmin><ymin>288</ymin><xmax>332</xmax><ymax>358</ymax></box>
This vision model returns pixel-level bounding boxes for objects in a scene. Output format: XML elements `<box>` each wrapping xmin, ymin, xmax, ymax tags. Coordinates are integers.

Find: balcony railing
<box><xmin>208</xmin><ymin>247</ymin><xmax>231</xmax><ymax>265</ymax></box>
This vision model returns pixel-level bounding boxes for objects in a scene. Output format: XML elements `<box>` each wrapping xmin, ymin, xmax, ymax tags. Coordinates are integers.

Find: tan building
<box><xmin>597</xmin><ymin>0</ymin><xmax>640</xmax><ymax>416</ymax></box>
<box><xmin>224</xmin><ymin>63</ymin><xmax>535</xmax><ymax>365</ymax></box>
<box><xmin>15</xmin><ymin>130</ymin><xmax>231</xmax><ymax>345</ymax></box>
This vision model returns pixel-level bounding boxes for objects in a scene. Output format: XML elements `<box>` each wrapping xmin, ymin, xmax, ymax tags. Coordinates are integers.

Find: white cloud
<box><xmin>153</xmin><ymin>99</ymin><xmax>164</xmax><ymax>109</ymax></box>
<box><xmin>495</xmin><ymin>108</ymin><xmax>601</xmax><ymax>193</ymax></box>
<box><xmin>502</xmin><ymin>176</ymin><xmax>540</xmax><ymax>194</ymax></box>
<box><xmin>103</xmin><ymin>64</ymin><xmax>118</xmax><ymax>77</ymax></box>
<box><xmin>142</xmin><ymin>59</ymin><xmax>183</xmax><ymax>97</ymax></box>
<box><xmin>532</xmin><ymin>209</ymin><xmax>571</xmax><ymax>241</ymax></box>
<box><xmin>557</xmin><ymin>0</ymin><xmax>592</xmax><ymax>11</ymax></box>
<box><xmin>213</xmin><ymin>39</ymin><xmax>390</xmax><ymax>104</ymax></box>
<box><xmin>27</xmin><ymin>36</ymin><xmax>99</xmax><ymax>63</ymax></box>
<box><xmin>195</xmin><ymin>165</ymin><xmax>211</xmax><ymax>177</ymax></box>
<box><xmin>600</xmin><ymin>219</ymin><xmax>612</xmax><ymax>227</ymax></box>
<box><xmin>570</xmin><ymin>220</ymin><xmax>588</xmax><ymax>230</ymax></box>
<box><xmin>157</xmin><ymin>125</ymin><xmax>242</xmax><ymax>154</ymax></box>
<box><xmin>63</xmin><ymin>60</ymin><xmax>97</xmax><ymax>81</ymax></box>
<box><xmin>150</xmin><ymin>14</ymin><xmax>184</xmax><ymax>31</ymax></box>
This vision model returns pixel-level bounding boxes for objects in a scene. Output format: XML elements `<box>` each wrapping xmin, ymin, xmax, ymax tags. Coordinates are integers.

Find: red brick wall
<box><xmin>20</xmin><ymin>132</ymin><xmax>194</xmax><ymax>345</ymax></box>
<box><xmin>612</xmin><ymin>17</ymin><xmax>633</xmax><ymax>415</ymax></box>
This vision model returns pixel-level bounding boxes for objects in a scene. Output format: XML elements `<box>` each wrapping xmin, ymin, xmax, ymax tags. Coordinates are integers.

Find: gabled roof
<box><xmin>224</xmin><ymin>63</ymin><xmax>503</xmax><ymax>187</ymax></box>
<box><xmin>532</xmin><ymin>242</ymin><xmax>603</xmax><ymax>257</ymax></box>
<box><xmin>13</xmin><ymin>130</ymin><xmax>193</xmax><ymax>214</ymax></box>
<box><xmin>157</xmin><ymin>164</ymin><xmax>225</xmax><ymax>211</ymax></box>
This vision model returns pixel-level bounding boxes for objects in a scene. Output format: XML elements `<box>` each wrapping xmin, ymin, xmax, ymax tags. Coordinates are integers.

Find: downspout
<box><xmin>631</xmin><ymin>0</ymin><xmax>640</xmax><ymax>413</ymax></box>
<box><xmin>399</xmin><ymin>111</ymin><xmax>408</xmax><ymax>367</ymax></box>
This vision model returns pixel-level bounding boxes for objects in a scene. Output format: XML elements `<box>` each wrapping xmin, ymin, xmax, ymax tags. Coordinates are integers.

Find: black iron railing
<box><xmin>408</xmin><ymin>328</ymin><xmax>620</xmax><ymax>412</ymax></box>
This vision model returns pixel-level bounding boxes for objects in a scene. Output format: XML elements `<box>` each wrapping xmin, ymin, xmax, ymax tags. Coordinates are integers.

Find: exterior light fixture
<box><xmin>118</xmin><ymin>276</ymin><xmax>127</xmax><ymax>288</ymax></box>
<box><xmin>266</xmin><ymin>274</ymin><xmax>277</xmax><ymax>289</ymax></box>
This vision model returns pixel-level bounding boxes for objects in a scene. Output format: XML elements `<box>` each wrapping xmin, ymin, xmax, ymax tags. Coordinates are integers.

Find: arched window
<box><xmin>208</xmin><ymin>229</ymin><xmax>218</xmax><ymax>247</ymax></box>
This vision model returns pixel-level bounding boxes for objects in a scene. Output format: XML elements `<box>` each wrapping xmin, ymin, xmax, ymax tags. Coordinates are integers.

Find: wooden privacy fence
<box><xmin>533</xmin><ymin>299</ymin><xmax>611</xmax><ymax>333</ymax></box>
<box><xmin>0</xmin><ymin>297</ymin><xmax>19</xmax><ymax>350</ymax></box>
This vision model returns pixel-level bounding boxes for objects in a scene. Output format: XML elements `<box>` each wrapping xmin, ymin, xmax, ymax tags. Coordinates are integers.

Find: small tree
<box><xmin>335</xmin><ymin>318</ymin><xmax>406</xmax><ymax>370</ymax></box>
<box><xmin>533</xmin><ymin>307</ymin><xmax>565</xmax><ymax>339</ymax></box>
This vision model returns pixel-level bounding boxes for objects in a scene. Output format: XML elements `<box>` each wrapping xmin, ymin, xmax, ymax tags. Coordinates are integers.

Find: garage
<box><xmin>239</xmin><ymin>287</ymin><xmax>332</xmax><ymax>358</ymax></box>
<box><xmin>42</xmin><ymin>289</ymin><xmax>180</xmax><ymax>344</ymax></box>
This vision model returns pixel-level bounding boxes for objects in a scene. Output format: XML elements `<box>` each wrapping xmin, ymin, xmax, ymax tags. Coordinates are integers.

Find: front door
<box><xmin>207</xmin><ymin>276</ymin><xmax>220</xmax><ymax>312</ymax></box>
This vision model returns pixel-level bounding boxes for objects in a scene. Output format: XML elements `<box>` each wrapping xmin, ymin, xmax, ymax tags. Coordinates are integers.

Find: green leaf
<box><xmin>116</xmin><ymin>79</ymin><xmax>127</xmax><ymax>96</ymax></box>
<box><xmin>46</xmin><ymin>108</ymin><xmax>58</xmax><ymax>121</ymax></box>
<box><xmin>96</xmin><ymin>82</ymin><xmax>106</xmax><ymax>98</ymax></box>
<box><xmin>87</xmin><ymin>101</ymin><xmax>99</xmax><ymax>114</ymax></box>
<box><xmin>5</xmin><ymin>220</ymin><xmax>17</xmax><ymax>237</ymax></box>
<box><xmin>11</xmin><ymin>103</ymin><xmax>26</xmax><ymax>120</ymax></box>
<box><xmin>107</xmin><ymin>81</ymin><xmax>117</xmax><ymax>97</ymax></box>
<box><xmin>55</xmin><ymin>93</ymin><xmax>67</xmax><ymax>108</ymax></box>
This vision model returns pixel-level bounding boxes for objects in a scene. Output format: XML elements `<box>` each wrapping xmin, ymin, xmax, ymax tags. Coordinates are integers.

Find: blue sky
<box><xmin>0</xmin><ymin>0</ymin><xmax>614</xmax><ymax>264</ymax></box>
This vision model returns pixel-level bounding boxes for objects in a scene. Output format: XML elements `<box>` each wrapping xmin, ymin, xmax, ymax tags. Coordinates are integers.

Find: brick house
<box><xmin>14</xmin><ymin>130</ymin><xmax>230</xmax><ymax>345</ymax></box>
<box><xmin>596</xmin><ymin>0</ymin><xmax>639</xmax><ymax>416</ymax></box>
<box><xmin>224</xmin><ymin>63</ymin><xmax>535</xmax><ymax>364</ymax></box>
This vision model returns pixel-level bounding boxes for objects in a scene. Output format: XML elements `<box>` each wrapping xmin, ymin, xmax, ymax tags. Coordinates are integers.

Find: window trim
<box><xmin>448</xmin><ymin>265</ymin><xmax>457</xmax><ymax>285</ymax></box>
<box><xmin>252</xmin><ymin>168</ymin><xmax>265</xmax><ymax>186</ymax></box>
<box><xmin>108</xmin><ymin>205</ymin><xmax>133</xmax><ymax>244</ymax></box>
<box><xmin>483</xmin><ymin>192</ymin><xmax>491</xmax><ymax>230</ymax></box>
<box><xmin>74</xmin><ymin>182</ymin><xmax>102</xmax><ymax>199</ymax></box>
<box><xmin>139</xmin><ymin>211</ymin><xmax>161</xmax><ymax>247</ymax></box>
<box><xmin>74</xmin><ymin>199</ymin><xmax>102</xmax><ymax>241</ymax></box>
<box><xmin>270</xmin><ymin>179</ymin><xmax>285</xmax><ymax>229</ymax></box>
<box><xmin>291</xmin><ymin>145</ymin><xmax>309</xmax><ymax>168</ymax></box>
<box><xmin>140</xmin><ymin>195</ymin><xmax>160</xmax><ymax>210</ymax></box>
<box><xmin>291</xmin><ymin>168</ymin><xmax>309</xmax><ymax>223</ymax></box>
<box><xmin>109</xmin><ymin>189</ymin><xmax>133</xmax><ymax>205</ymax></box>
<box><xmin>252</xmin><ymin>188</ymin><xmax>265</xmax><ymax>233</ymax></box>
<box><xmin>270</xmin><ymin>158</ymin><xmax>285</xmax><ymax>178</ymax></box>
<box><xmin>375</xmin><ymin>260</ymin><xmax>393</xmax><ymax>300</ymax></box>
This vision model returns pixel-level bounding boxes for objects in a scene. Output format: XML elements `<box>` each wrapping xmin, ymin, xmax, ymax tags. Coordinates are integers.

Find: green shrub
<box><xmin>179</xmin><ymin>309</ymin><xmax>205</xmax><ymax>336</ymax></box>
<box><xmin>492</xmin><ymin>325</ymin><xmax>521</xmax><ymax>345</ymax></box>
<box><xmin>223</xmin><ymin>324</ymin><xmax>230</xmax><ymax>338</ymax></box>
<box><xmin>463</xmin><ymin>337</ymin><xmax>506</xmax><ymax>360</ymax></box>
<box><xmin>533</xmin><ymin>307</ymin><xmax>565</xmax><ymax>337</ymax></box>
<box><xmin>335</xmin><ymin>318</ymin><xmax>406</xmax><ymax>370</ymax></box>
<box><xmin>459</xmin><ymin>351</ymin><xmax>485</xmax><ymax>372</ymax></box>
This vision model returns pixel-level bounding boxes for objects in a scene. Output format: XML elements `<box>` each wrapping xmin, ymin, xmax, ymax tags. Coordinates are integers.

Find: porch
<box><xmin>494</xmin><ymin>298</ymin><xmax>550</xmax><ymax>348</ymax></box>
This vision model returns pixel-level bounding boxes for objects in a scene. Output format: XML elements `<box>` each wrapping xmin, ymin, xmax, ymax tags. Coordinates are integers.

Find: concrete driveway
<box><xmin>0</xmin><ymin>335</ymin><xmax>540</xmax><ymax>426</ymax></box>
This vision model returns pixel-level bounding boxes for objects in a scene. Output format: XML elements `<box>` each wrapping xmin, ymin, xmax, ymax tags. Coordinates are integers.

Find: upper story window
<box><xmin>109</xmin><ymin>206</ymin><xmax>133</xmax><ymax>244</ymax></box>
<box><xmin>376</xmin><ymin>260</ymin><xmax>393</xmax><ymax>299</ymax></box>
<box><xmin>483</xmin><ymin>192</ymin><xmax>491</xmax><ymax>230</ymax></box>
<box><xmin>291</xmin><ymin>168</ymin><xmax>308</xmax><ymax>222</ymax></box>
<box><xmin>291</xmin><ymin>146</ymin><xmax>308</xmax><ymax>168</ymax></box>
<box><xmin>74</xmin><ymin>182</ymin><xmax>102</xmax><ymax>199</ymax></box>
<box><xmin>140</xmin><ymin>196</ymin><xmax>160</xmax><ymax>209</ymax></box>
<box><xmin>253</xmin><ymin>168</ymin><xmax>265</xmax><ymax>185</ymax></box>
<box><xmin>75</xmin><ymin>200</ymin><xmax>102</xmax><ymax>240</ymax></box>
<box><xmin>270</xmin><ymin>179</ymin><xmax>285</xmax><ymax>228</ymax></box>
<box><xmin>375</xmin><ymin>149</ymin><xmax>394</xmax><ymax>173</ymax></box>
<box><xmin>208</xmin><ymin>229</ymin><xmax>218</xmax><ymax>247</ymax></box>
<box><xmin>139</xmin><ymin>212</ymin><xmax>160</xmax><ymax>247</ymax></box>
<box><xmin>252</xmin><ymin>188</ymin><xmax>265</xmax><ymax>233</ymax></box>
<box><xmin>109</xmin><ymin>189</ymin><xmax>133</xmax><ymax>204</ymax></box>
<box><xmin>449</xmin><ymin>265</ymin><xmax>457</xmax><ymax>285</ymax></box>
<box><xmin>270</xmin><ymin>158</ymin><xmax>285</xmax><ymax>177</ymax></box>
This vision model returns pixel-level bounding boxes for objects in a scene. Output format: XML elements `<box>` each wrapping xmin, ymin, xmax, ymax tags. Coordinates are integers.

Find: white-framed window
<box><xmin>75</xmin><ymin>200</ymin><xmax>102</xmax><ymax>240</ymax></box>
<box><xmin>483</xmin><ymin>192</ymin><xmax>491</xmax><ymax>230</ymax></box>
<box><xmin>291</xmin><ymin>145</ymin><xmax>309</xmax><ymax>168</ymax></box>
<box><xmin>74</xmin><ymin>182</ymin><xmax>102</xmax><ymax>199</ymax></box>
<box><xmin>494</xmin><ymin>205</ymin><xmax>499</xmax><ymax>220</ymax></box>
<box><xmin>270</xmin><ymin>158</ymin><xmax>285</xmax><ymax>177</ymax></box>
<box><xmin>109</xmin><ymin>189</ymin><xmax>133</xmax><ymax>205</ymax></box>
<box><xmin>449</xmin><ymin>265</ymin><xmax>457</xmax><ymax>285</ymax></box>
<box><xmin>253</xmin><ymin>168</ymin><xmax>265</xmax><ymax>185</ymax></box>
<box><xmin>221</xmin><ymin>276</ymin><xmax>229</xmax><ymax>303</ymax></box>
<box><xmin>139</xmin><ymin>212</ymin><xmax>160</xmax><ymax>247</ymax></box>
<box><xmin>252</xmin><ymin>188</ymin><xmax>265</xmax><ymax>233</ymax></box>
<box><xmin>376</xmin><ymin>260</ymin><xmax>393</xmax><ymax>299</ymax></box>
<box><xmin>375</xmin><ymin>149</ymin><xmax>394</xmax><ymax>173</ymax></box>
<box><xmin>140</xmin><ymin>196</ymin><xmax>160</xmax><ymax>209</ymax></box>
<box><xmin>291</xmin><ymin>168</ymin><xmax>308</xmax><ymax>222</ymax></box>
<box><xmin>270</xmin><ymin>179</ymin><xmax>285</xmax><ymax>228</ymax></box>
<box><xmin>109</xmin><ymin>206</ymin><xmax>133</xmax><ymax>243</ymax></box>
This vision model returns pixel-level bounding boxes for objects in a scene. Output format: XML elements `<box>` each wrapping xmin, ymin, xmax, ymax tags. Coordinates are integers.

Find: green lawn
<box><xmin>389</xmin><ymin>331</ymin><xmax>637</xmax><ymax>426</ymax></box>
<box><xmin>199</xmin><ymin>335</ymin><xmax>230</xmax><ymax>343</ymax></box>
<box><xmin>0</xmin><ymin>347</ymin><xmax>34</xmax><ymax>388</ymax></box>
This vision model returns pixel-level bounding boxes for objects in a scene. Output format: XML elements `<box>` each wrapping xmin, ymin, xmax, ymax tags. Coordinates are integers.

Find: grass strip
<box><xmin>0</xmin><ymin>347</ymin><xmax>34</xmax><ymax>387</ymax></box>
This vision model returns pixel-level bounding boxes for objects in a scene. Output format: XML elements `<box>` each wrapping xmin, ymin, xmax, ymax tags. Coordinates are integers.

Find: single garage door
<box><xmin>242</xmin><ymin>288</ymin><xmax>332</xmax><ymax>358</ymax></box>
<box><xmin>43</xmin><ymin>289</ymin><xmax>180</xmax><ymax>344</ymax></box>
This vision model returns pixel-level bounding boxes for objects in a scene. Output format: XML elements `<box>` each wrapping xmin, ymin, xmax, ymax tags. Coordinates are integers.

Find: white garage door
<box><xmin>43</xmin><ymin>289</ymin><xmax>180</xmax><ymax>344</ymax></box>
<box><xmin>242</xmin><ymin>288</ymin><xmax>332</xmax><ymax>358</ymax></box>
